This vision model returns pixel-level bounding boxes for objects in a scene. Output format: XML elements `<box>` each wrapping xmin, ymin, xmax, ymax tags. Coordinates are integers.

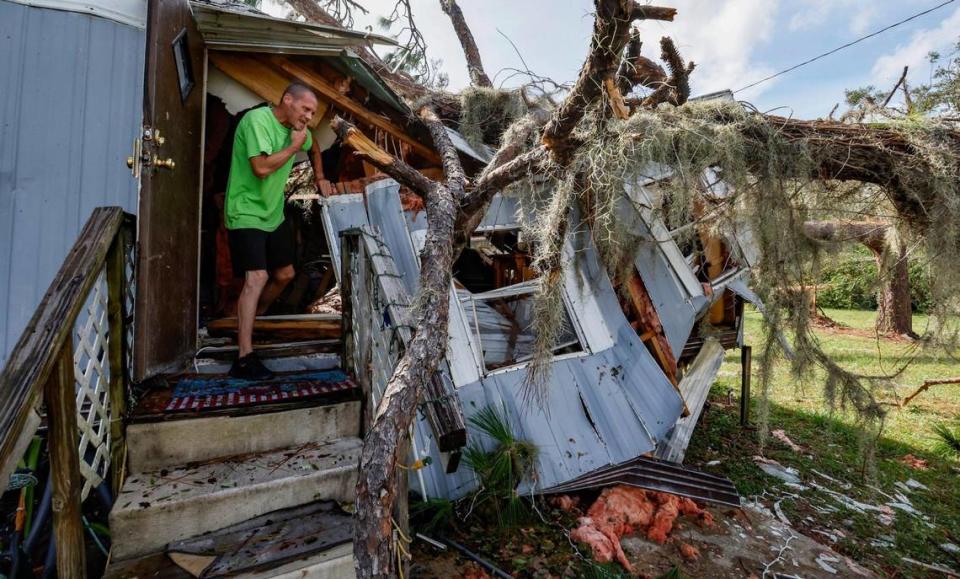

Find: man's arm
<box><xmin>308</xmin><ymin>134</ymin><xmax>334</xmax><ymax>196</ymax></box>
<box><xmin>249</xmin><ymin>128</ymin><xmax>307</xmax><ymax>178</ymax></box>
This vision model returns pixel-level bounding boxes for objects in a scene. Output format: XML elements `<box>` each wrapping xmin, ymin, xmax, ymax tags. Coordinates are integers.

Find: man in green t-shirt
<box><xmin>225</xmin><ymin>82</ymin><xmax>328</xmax><ymax>380</ymax></box>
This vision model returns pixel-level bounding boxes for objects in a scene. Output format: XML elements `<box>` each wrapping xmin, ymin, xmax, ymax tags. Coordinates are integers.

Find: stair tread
<box><xmin>104</xmin><ymin>542</ymin><xmax>354</xmax><ymax>579</ymax></box>
<box><xmin>114</xmin><ymin>437</ymin><xmax>362</xmax><ymax>515</ymax></box>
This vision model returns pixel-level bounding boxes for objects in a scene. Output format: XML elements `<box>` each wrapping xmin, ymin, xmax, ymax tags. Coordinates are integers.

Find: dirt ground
<box><xmin>619</xmin><ymin>502</ymin><xmax>875</xmax><ymax>578</ymax></box>
<box><xmin>408</xmin><ymin>498</ymin><xmax>875</xmax><ymax>578</ymax></box>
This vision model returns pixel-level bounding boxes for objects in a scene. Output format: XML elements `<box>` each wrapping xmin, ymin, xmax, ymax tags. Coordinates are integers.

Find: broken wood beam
<box><xmin>206</xmin><ymin>315</ymin><xmax>342</xmax><ymax>341</ymax></box>
<box><xmin>267</xmin><ymin>56</ymin><xmax>442</xmax><ymax>164</ymax></box>
<box><xmin>329</xmin><ymin>116</ymin><xmax>435</xmax><ymax>196</ymax></box>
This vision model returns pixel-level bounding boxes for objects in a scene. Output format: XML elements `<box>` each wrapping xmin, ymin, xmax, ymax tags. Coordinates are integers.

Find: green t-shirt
<box><xmin>225</xmin><ymin>106</ymin><xmax>313</xmax><ymax>231</ymax></box>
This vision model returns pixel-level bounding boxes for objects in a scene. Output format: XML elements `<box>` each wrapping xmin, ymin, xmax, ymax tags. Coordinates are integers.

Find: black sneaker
<box><xmin>229</xmin><ymin>353</ymin><xmax>275</xmax><ymax>381</ymax></box>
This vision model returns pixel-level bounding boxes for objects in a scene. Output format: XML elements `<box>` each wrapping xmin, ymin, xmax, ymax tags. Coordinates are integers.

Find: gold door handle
<box><xmin>126</xmin><ymin>156</ymin><xmax>136</xmax><ymax>168</ymax></box>
<box><xmin>153</xmin><ymin>156</ymin><xmax>176</xmax><ymax>170</ymax></box>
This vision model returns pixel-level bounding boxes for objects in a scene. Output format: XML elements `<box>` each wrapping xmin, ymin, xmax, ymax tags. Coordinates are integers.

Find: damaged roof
<box><xmin>190</xmin><ymin>0</ymin><xmax>397</xmax><ymax>55</ymax></box>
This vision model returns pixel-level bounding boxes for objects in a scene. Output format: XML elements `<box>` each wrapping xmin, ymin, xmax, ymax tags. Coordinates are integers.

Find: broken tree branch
<box><xmin>330</xmin><ymin>116</ymin><xmax>435</xmax><ymax>196</ymax></box>
<box><xmin>882</xmin><ymin>66</ymin><xmax>909</xmax><ymax>109</ymax></box>
<box><xmin>900</xmin><ymin>377</ymin><xmax>960</xmax><ymax>407</ymax></box>
<box><xmin>439</xmin><ymin>0</ymin><xmax>492</xmax><ymax>87</ymax></box>
<box><xmin>541</xmin><ymin>0</ymin><xmax>676</xmax><ymax>158</ymax></box>
<box><xmin>641</xmin><ymin>37</ymin><xmax>694</xmax><ymax>107</ymax></box>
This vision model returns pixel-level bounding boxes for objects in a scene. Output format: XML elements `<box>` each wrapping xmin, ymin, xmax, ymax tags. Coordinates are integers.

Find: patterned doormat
<box><xmin>164</xmin><ymin>369</ymin><xmax>356</xmax><ymax>413</ymax></box>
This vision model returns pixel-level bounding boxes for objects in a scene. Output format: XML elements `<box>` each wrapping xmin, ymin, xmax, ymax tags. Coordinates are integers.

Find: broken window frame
<box><xmin>455</xmin><ymin>275</ymin><xmax>589</xmax><ymax>377</ymax></box>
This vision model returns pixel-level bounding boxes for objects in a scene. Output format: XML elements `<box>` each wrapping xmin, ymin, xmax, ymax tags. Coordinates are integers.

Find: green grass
<box><xmin>687</xmin><ymin>307</ymin><xmax>960</xmax><ymax>577</ymax></box>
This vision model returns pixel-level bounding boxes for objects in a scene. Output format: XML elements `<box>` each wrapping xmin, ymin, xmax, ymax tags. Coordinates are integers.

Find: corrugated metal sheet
<box><xmin>319</xmin><ymin>193</ymin><xmax>366</xmax><ymax>279</ymax></box>
<box><xmin>190</xmin><ymin>1</ymin><xmax>397</xmax><ymax>54</ymax></box>
<box><xmin>617</xmin><ymin>185</ymin><xmax>709</xmax><ymax>356</ymax></box>
<box><xmin>475</xmin><ymin>194</ymin><xmax>519</xmax><ymax>232</ymax></box>
<box><xmin>0</xmin><ymin>1</ymin><xmax>144</xmax><ymax>366</ymax></box>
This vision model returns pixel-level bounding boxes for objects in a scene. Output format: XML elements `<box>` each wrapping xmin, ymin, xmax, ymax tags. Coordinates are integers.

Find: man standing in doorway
<box><xmin>225</xmin><ymin>82</ymin><xmax>327</xmax><ymax>380</ymax></box>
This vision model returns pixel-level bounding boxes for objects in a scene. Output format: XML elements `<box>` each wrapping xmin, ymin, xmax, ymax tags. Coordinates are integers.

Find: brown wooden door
<box><xmin>133</xmin><ymin>0</ymin><xmax>205</xmax><ymax>380</ymax></box>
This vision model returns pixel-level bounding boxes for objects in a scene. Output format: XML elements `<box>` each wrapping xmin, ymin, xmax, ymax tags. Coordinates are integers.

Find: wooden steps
<box><xmin>110</xmin><ymin>437</ymin><xmax>361</xmax><ymax>560</ymax></box>
<box><xmin>107</xmin><ymin>366</ymin><xmax>364</xmax><ymax>575</ymax></box>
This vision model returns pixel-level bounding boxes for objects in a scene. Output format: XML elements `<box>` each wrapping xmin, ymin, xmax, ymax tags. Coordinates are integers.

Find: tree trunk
<box><xmin>874</xmin><ymin>237</ymin><xmax>913</xmax><ymax>336</ymax></box>
<box><xmin>803</xmin><ymin>220</ymin><xmax>913</xmax><ymax>336</ymax></box>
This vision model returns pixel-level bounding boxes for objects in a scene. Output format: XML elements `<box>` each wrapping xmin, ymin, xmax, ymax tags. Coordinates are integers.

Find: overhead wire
<box><xmin>733</xmin><ymin>0</ymin><xmax>957</xmax><ymax>94</ymax></box>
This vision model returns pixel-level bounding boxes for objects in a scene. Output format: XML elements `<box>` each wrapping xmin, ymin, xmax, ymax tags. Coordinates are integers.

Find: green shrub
<box><xmin>463</xmin><ymin>406</ymin><xmax>538</xmax><ymax>525</ymax></box>
<box><xmin>815</xmin><ymin>247</ymin><xmax>932</xmax><ymax>313</ymax></box>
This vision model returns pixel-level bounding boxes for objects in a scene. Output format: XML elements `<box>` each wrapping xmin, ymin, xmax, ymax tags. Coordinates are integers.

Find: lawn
<box><xmin>686</xmin><ymin>307</ymin><xmax>960</xmax><ymax>578</ymax></box>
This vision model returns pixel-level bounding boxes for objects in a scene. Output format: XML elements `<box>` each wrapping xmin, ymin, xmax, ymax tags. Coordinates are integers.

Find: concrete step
<box><xmin>126</xmin><ymin>400</ymin><xmax>361</xmax><ymax>473</ymax></box>
<box><xmin>110</xmin><ymin>437</ymin><xmax>362</xmax><ymax>561</ymax></box>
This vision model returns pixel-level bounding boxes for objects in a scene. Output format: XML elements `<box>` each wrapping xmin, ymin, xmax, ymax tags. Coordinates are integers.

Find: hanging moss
<box><xmin>458</xmin><ymin>87</ymin><xmax>526</xmax><ymax>150</ymax></box>
<box><xmin>500</xmin><ymin>98</ymin><xmax>960</xmax><ymax>461</ymax></box>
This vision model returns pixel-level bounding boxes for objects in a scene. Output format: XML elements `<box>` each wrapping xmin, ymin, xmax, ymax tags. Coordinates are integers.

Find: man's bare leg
<box><xmin>256</xmin><ymin>264</ymin><xmax>296</xmax><ymax>315</ymax></box>
<box><xmin>238</xmin><ymin>270</ymin><xmax>269</xmax><ymax>357</ymax></box>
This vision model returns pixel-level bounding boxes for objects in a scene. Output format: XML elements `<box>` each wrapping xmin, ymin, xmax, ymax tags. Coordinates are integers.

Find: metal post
<box><xmin>740</xmin><ymin>345</ymin><xmax>752</xmax><ymax>427</ymax></box>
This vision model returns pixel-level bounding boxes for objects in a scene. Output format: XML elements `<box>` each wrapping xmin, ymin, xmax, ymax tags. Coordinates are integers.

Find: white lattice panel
<box><xmin>72</xmin><ymin>268</ymin><xmax>111</xmax><ymax>501</ymax></box>
<box><xmin>124</xmin><ymin>237</ymin><xmax>136</xmax><ymax>384</ymax></box>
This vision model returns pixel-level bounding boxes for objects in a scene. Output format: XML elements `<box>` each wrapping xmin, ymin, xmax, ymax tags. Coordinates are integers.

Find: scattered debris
<box><xmin>869</xmin><ymin>535</ymin><xmax>895</xmax><ymax>549</ymax></box>
<box><xmin>942</xmin><ymin>543</ymin><xmax>960</xmax><ymax>555</ymax></box>
<box><xmin>904</xmin><ymin>478</ymin><xmax>928</xmax><ymax>491</ymax></box>
<box><xmin>816</xmin><ymin>553</ymin><xmax>841</xmax><ymax>574</ymax></box>
<box><xmin>754</xmin><ymin>456</ymin><xmax>801</xmax><ymax>484</ymax></box>
<box><xmin>771</xmin><ymin>429</ymin><xmax>803</xmax><ymax>452</ymax></box>
<box><xmin>705</xmin><ymin>460</ymin><xmax>721</xmax><ymax>466</ymax></box>
<box><xmin>678</xmin><ymin>542</ymin><xmax>700</xmax><ymax>562</ymax></box>
<box><xmin>307</xmin><ymin>287</ymin><xmax>342</xmax><ymax>314</ymax></box>
<box><xmin>898</xmin><ymin>454</ymin><xmax>928</xmax><ymax>470</ymax></box>
<box><xmin>549</xmin><ymin>495</ymin><xmax>579</xmax><ymax>512</ymax></box>
<box><xmin>902</xmin><ymin>557</ymin><xmax>960</xmax><ymax>577</ymax></box>
<box><xmin>811</xmin><ymin>469</ymin><xmax>852</xmax><ymax>490</ymax></box>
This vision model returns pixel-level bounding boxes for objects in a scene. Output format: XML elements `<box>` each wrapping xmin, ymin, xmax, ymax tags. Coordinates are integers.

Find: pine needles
<box><xmin>932</xmin><ymin>422</ymin><xmax>960</xmax><ymax>459</ymax></box>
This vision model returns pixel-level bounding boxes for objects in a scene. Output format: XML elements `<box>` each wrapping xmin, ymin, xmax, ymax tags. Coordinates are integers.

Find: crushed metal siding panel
<box><xmin>416</xmin><ymin>212</ymin><xmax>685</xmax><ymax>499</ymax></box>
<box><xmin>320</xmin><ymin>193</ymin><xmax>366</xmax><ymax>282</ymax></box>
<box><xmin>327</xmin><ymin>179</ymin><xmax>687</xmax><ymax>499</ymax></box>
<box><xmin>475</xmin><ymin>194</ymin><xmax>520</xmax><ymax>232</ymax></box>
<box><xmin>443</xmin><ymin>127</ymin><xmax>494</xmax><ymax>163</ymax></box>
<box><xmin>366</xmin><ymin>183</ymin><xmax>482</xmax><ymax>386</ymax></box>
<box><xmin>365</xmin><ymin>181</ymin><xmax>420</xmax><ymax>295</ymax></box>
<box><xmin>0</xmin><ymin>1</ymin><xmax>143</xmax><ymax>366</ymax></box>
<box><xmin>655</xmin><ymin>339</ymin><xmax>725</xmax><ymax>463</ymax></box>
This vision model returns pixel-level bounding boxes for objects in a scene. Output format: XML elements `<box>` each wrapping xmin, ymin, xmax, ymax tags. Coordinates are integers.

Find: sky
<box><xmin>264</xmin><ymin>0</ymin><xmax>960</xmax><ymax>119</ymax></box>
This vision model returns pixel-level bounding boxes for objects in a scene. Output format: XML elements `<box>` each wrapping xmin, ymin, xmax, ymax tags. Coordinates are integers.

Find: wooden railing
<box><xmin>0</xmin><ymin>207</ymin><xmax>135</xmax><ymax>578</ymax></box>
<box><xmin>340</xmin><ymin>227</ymin><xmax>466</xmax><ymax>468</ymax></box>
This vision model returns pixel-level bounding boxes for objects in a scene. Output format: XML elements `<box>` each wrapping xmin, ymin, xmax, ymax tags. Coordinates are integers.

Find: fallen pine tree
<box><xmin>279</xmin><ymin>2</ymin><xmax>960</xmax><ymax>576</ymax></box>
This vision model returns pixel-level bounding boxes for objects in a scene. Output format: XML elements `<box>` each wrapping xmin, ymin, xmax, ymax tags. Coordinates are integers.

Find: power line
<box><xmin>733</xmin><ymin>0</ymin><xmax>957</xmax><ymax>94</ymax></box>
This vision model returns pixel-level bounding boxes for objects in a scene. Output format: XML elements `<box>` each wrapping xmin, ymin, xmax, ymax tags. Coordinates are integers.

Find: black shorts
<box><xmin>228</xmin><ymin>220</ymin><xmax>295</xmax><ymax>276</ymax></box>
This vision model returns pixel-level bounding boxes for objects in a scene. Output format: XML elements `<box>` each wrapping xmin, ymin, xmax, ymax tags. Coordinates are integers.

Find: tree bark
<box><xmin>803</xmin><ymin>220</ymin><xmax>913</xmax><ymax>336</ymax></box>
<box><xmin>541</xmin><ymin>0</ymin><xmax>676</xmax><ymax>160</ymax></box>
<box><xmin>439</xmin><ymin>0</ymin><xmax>492</xmax><ymax>88</ymax></box>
